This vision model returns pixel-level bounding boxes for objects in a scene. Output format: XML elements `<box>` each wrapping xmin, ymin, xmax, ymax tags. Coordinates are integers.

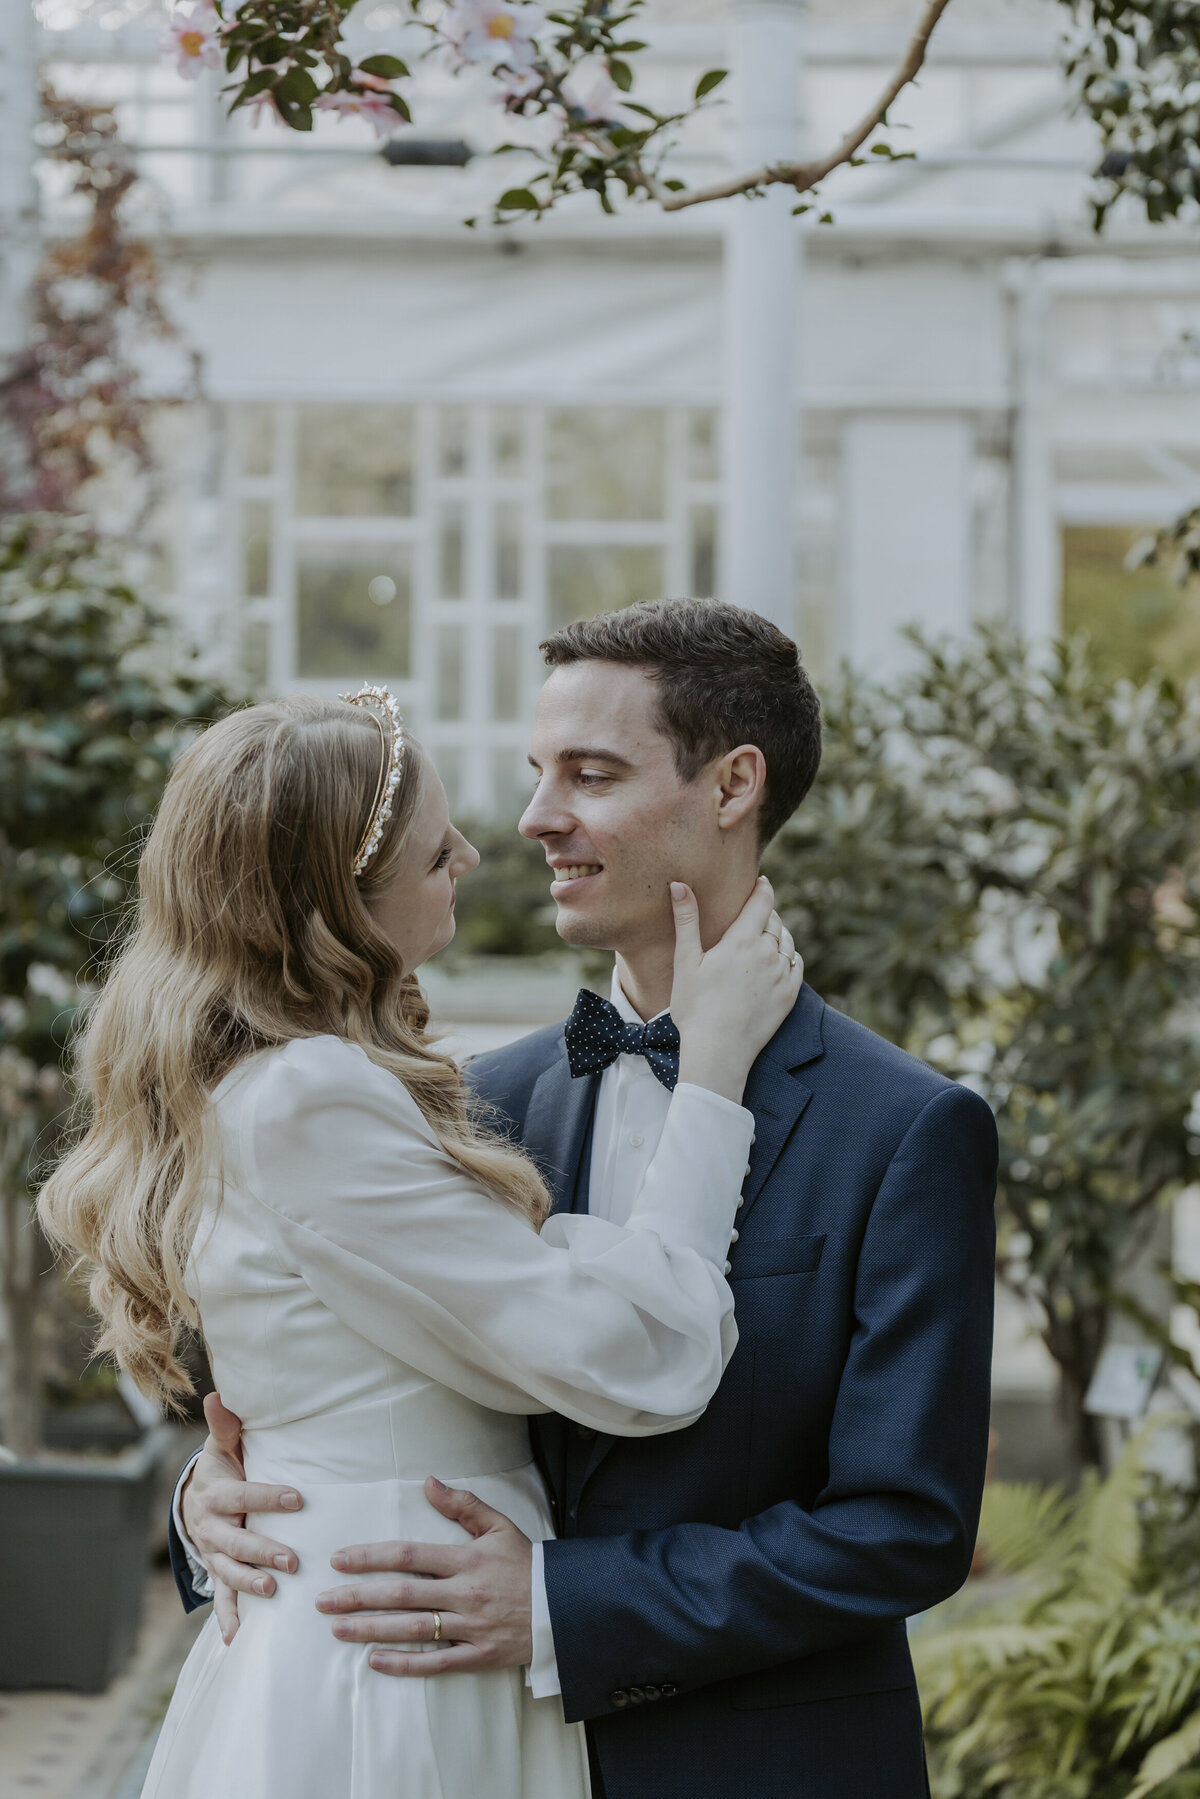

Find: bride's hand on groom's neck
<box><xmin>181</xmin><ymin>1390</ymin><xmax>304</xmax><ymax>1645</ymax></box>
<box><xmin>670</xmin><ymin>876</ymin><xmax>803</xmax><ymax>1103</ymax></box>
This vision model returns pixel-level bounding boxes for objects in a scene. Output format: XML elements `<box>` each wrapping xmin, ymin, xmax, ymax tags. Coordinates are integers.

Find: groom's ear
<box><xmin>714</xmin><ymin>745</ymin><xmax>767</xmax><ymax>833</ymax></box>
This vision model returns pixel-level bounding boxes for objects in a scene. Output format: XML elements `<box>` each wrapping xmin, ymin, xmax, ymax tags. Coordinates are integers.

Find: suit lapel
<box><xmin>522</xmin><ymin>1041</ymin><xmax>599</xmax><ymax>1217</ymax></box>
<box><xmin>738</xmin><ymin>985</ymin><xmax>826</xmax><ymax>1224</ymax></box>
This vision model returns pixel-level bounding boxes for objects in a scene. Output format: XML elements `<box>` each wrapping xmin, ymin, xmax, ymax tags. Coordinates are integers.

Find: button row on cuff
<box><xmin>609</xmin><ymin>1683</ymin><xmax>678</xmax><ymax>1707</ymax></box>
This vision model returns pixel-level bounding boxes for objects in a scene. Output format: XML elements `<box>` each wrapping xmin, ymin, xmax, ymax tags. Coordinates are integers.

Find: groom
<box><xmin>171</xmin><ymin>598</ymin><xmax>997</xmax><ymax>1799</ymax></box>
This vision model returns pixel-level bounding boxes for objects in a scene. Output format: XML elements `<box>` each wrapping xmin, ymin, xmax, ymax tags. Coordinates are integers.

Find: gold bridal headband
<box><xmin>341</xmin><ymin>683</ymin><xmax>405</xmax><ymax>877</ymax></box>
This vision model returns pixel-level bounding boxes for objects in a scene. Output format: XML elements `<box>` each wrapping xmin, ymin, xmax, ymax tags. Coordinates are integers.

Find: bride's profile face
<box><xmin>368</xmin><ymin>759</ymin><xmax>478</xmax><ymax>972</ymax></box>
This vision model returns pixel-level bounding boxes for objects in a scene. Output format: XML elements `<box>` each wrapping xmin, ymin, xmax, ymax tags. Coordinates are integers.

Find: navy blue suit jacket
<box><xmin>467</xmin><ymin>985</ymin><xmax>997</xmax><ymax>1799</ymax></box>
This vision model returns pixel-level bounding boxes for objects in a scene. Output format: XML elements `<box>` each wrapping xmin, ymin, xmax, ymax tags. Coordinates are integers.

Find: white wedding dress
<box><xmin>142</xmin><ymin>1035</ymin><xmax>750</xmax><ymax>1799</ymax></box>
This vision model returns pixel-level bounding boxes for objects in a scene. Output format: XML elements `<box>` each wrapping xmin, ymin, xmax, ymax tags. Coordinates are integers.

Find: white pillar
<box><xmin>719</xmin><ymin>0</ymin><xmax>803</xmax><ymax>633</ymax></box>
<box><xmin>1011</xmin><ymin>259</ymin><xmax>1060</xmax><ymax>640</ymax></box>
<box><xmin>0</xmin><ymin>0</ymin><xmax>39</xmax><ymax>371</ymax></box>
<box><xmin>838</xmin><ymin>413</ymin><xmax>975</xmax><ymax>676</ymax></box>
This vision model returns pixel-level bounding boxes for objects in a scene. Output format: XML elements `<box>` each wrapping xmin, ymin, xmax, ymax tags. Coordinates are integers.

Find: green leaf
<box><xmin>233</xmin><ymin>67</ymin><xmax>279</xmax><ymax>103</ymax></box>
<box><xmin>1130</xmin><ymin>1707</ymin><xmax>1200</xmax><ymax>1799</ymax></box>
<box><xmin>275</xmin><ymin>66</ymin><xmax>319</xmax><ymax>105</ymax></box>
<box><xmin>608</xmin><ymin>57</ymin><xmax>633</xmax><ymax>91</ymax></box>
<box><xmin>356</xmin><ymin>53</ymin><xmax>410</xmax><ymax>77</ymax></box>
<box><xmin>274</xmin><ymin>95</ymin><xmax>314</xmax><ymax>131</ymax></box>
<box><xmin>694</xmin><ymin>68</ymin><xmax>727</xmax><ymax>100</ymax></box>
<box><xmin>497</xmin><ymin>187</ymin><xmax>541</xmax><ymax>211</ymax></box>
<box><xmin>389</xmin><ymin>93</ymin><xmax>412</xmax><ymax>122</ymax></box>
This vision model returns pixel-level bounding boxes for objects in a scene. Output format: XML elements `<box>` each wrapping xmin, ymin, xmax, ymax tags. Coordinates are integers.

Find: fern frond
<box><xmin>976</xmin><ymin>1478</ymin><xmax>1075</xmax><ymax>1576</ymax></box>
<box><xmin>1130</xmin><ymin>1706</ymin><xmax>1200</xmax><ymax>1799</ymax></box>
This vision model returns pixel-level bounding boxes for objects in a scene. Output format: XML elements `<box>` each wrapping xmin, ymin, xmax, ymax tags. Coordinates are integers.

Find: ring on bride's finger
<box><xmin>431</xmin><ymin>1610</ymin><xmax>443</xmax><ymax>1642</ymax></box>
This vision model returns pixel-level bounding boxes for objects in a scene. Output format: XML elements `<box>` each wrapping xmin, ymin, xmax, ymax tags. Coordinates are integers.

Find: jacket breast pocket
<box><xmin>728</xmin><ymin>1232</ymin><xmax>825</xmax><ymax>1280</ymax></box>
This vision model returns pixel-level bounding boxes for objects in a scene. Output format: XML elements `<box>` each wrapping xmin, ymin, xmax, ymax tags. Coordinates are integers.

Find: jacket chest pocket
<box><xmin>728</xmin><ymin>1232</ymin><xmax>825</xmax><ymax>1280</ymax></box>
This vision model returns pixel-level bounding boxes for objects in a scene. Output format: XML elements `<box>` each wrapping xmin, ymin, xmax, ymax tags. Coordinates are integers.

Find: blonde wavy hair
<box><xmin>38</xmin><ymin>695</ymin><xmax>550</xmax><ymax>1408</ymax></box>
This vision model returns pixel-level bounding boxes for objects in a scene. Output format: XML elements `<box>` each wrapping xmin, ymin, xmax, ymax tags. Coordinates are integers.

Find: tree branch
<box><xmin>649</xmin><ymin>0</ymin><xmax>954</xmax><ymax>213</ymax></box>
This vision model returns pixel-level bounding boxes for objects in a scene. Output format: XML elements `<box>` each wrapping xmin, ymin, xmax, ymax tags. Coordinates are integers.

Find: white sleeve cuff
<box><xmin>172</xmin><ymin>1451</ymin><xmax>215</xmax><ymax>1600</ymax></box>
<box><xmin>526</xmin><ymin>1540</ymin><xmax>563</xmax><ymax>1698</ymax></box>
<box><xmin>628</xmin><ymin>1082</ymin><xmax>754</xmax><ymax>1263</ymax></box>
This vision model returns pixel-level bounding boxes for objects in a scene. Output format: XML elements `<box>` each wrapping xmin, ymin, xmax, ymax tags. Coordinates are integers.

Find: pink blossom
<box><xmin>313</xmin><ymin>88</ymin><xmax>403</xmax><ymax>138</ymax></box>
<box><xmin>159</xmin><ymin>2</ymin><xmax>223</xmax><ymax>80</ymax></box>
<box><xmin>350</xmin><ymin>68</ymin><xmax>395</xmax><ymax>92</ymax></box>
<box><xmin>244</xmin><ymin>90</ymin><xmax>283</xmax><ymax>129</ymax></box>
<box><xmin>497</xmin><ymin>66</ymin><xmax>542</xmax><ymax>103</ymax></box>
<box><xmin>441</xmin><ymin>0</ymin><xmax>543</xmax><ymax>76</ymax></box>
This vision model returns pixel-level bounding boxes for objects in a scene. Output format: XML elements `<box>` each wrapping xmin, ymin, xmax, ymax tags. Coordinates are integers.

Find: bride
<box><xmin>39</xmin><ymin>687</ymin><xmax>801</xmax><ymax>1799</ymax></box>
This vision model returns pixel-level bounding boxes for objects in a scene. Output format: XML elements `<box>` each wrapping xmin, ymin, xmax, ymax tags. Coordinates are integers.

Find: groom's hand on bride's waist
<box><xmin>180</xmin><ymin>1393</ymin><xmax>302</xmax><ymax>1644</ymax></box>
<box><xmin>316</xmin><ymin>1477</ymin><xmax>534</xmax><ymax>1678</ymax></box>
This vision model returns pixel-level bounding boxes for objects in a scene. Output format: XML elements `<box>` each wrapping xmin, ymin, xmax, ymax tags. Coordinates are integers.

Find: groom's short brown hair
<box><xmin>539</xmin><ymin>597</ymin><xmax>821</xmax><ymax>846</ymax></box>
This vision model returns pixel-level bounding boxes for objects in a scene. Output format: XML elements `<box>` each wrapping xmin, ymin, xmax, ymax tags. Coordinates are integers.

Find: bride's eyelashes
<box><xmin>432</xmin><ymin>846</ymin><xmax>452</xmax><ymax>871</ymax></box>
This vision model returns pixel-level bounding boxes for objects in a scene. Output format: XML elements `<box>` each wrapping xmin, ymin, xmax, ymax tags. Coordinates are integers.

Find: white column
<box><xmin>0</xmin><ymin>0</ymin><xmax>39</xmax><ymax>371</ymax></box>
<box><xmin>838</xmin><ymin>413</ymin><xmax>975</xmax><ymax>676</ymax></box>
<box><xmin>719</xmin><ymin>0</ymin><xmax>803</xmax><ymax>633</ymax></box>
<box><xmin>1010</xmin><ymin>259</ymin><xmax>1060</xmax><ymax>640</ymax></box>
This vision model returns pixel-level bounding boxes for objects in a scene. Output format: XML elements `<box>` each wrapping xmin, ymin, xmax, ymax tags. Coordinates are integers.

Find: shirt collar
<box><xmin>609</xmin><ymin>967</ymin><xmax>670</xmax><ymax>1025</ymax></box>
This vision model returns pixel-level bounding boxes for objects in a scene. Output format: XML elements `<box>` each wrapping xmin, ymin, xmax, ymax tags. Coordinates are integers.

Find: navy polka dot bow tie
<box><xmin>564</xmin><ymin>988</ymin><xmax>681</xmax><ymax>1090</ymax></box>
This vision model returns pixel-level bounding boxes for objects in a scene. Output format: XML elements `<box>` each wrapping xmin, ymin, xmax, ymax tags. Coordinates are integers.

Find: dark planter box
<box><xmin>0</xmin><ymin>1424</ymin><xmax>178</xmax><ymax>1692</ymax></box>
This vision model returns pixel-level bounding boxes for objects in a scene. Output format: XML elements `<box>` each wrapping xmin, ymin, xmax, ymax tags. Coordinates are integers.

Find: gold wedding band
<box><xmin>431</xmin><ymin>1609</ymin><xmax>443</xmax><ymax>1642</ymax></box>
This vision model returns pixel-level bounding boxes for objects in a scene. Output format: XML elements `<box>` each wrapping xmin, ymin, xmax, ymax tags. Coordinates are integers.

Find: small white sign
<box><xmin>1084</xmin><ymin>1344</ymin><xmax>1164</xmax><ymax>1421</ymax></box>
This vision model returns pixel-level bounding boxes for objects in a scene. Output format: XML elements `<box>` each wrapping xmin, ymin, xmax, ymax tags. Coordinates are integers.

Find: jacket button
<box><xmin>736</xmin><ymin>1196</ymin><xmax>744</xmax><ymax>1210</ymax></box>
<box><xmin>729</xmin><ymin>1228</ymin><xmax>739</xmax><ymax>1243</ymax></box>
<box><xmin>724</xmin><ymin>1260</ymin><xmax>732</xmax><ymax>1275</ymax></box>
<box><xmin>642</xmin><ymin>1684</ymin><xmax>660</xmax><ymax>1701</ymax></box>
<box><xmin>609</xmin><ymin>1689</ymin><xmax>630</xmax><ymax>1708</ymax></box>
<box><xmin>661</xmin><ymin>1682</ymin><xmax>678</xmax><ymax>1697</ymax></box>
<box><xmin>627</xmin><ymin>1686</ymin><xmax>646</xmax><ymax>1704</ymax></box>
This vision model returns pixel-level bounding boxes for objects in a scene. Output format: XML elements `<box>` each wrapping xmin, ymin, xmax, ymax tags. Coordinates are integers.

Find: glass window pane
<box><xmin>242</xmin><ymin>619</ymin><xmax>270</xmax><ymax>691</ymax></box>
<box><xmin>494</xmin><ymin>503</ymin><xmax>522</xmax><ymax>599</ymax></box>
<box><xmin>687</xmin><ymin>409</ymin><xmax>718</xmax><ymax>482</ymax></box>
<box><xmin>242</xmin><ymin>500</ymin><xmax>271</xmax><ymax>597</ymax></box>
<box><xmin>439</xmin><ymin>407</ymin><xmax>470</xmax><ymax>478</ymax></box>
<box><xmin>690</xmin><ymin>504</ymin><xmax>717</xmax><ymax>598</ymax></box>
<box><xmin>548</xmin><ymin>545</ymin><xmax>664</xmax><ymax>629</ymax></box>
<box><xmin>546</xmin><ymin>409</ymin><xmax>666</xmax><ymax>521</ymax></box>
<box><xmin>492</xmin><ymin>626</ymin><xmax>522</xmax><ymax>721</ymax></box>
<box><xmin>1062</xmin><ymin>525</ymin><xmax>1200</xmax><ymax>680</ymax></box>
<box><xmin>436</xmin><ymin>625</ymin><xmax>466</xmax><ymax>720</ymax></box>
<box><xmin>296</xmin><ymin>544</ymin><xmax>412</xmax><ymax>678</ymax></box>
<box><xmin>239</xmin><ymin>405</ymin><xmax>274</xmax><ymax>477</ymax></box>
<box><xmin>439</xmin><ymin>502</ymin><xmax>465</xmax><ymax>599</ymax></box>
<box><xmin>493</xmin><ymin>409</ymin><xmax>524</xmax><ymax>476</ymax></box>
<box><xmin>296</xmin><ymin>406</ymin><xmax>414</xmax><ymax>517</ymax></box>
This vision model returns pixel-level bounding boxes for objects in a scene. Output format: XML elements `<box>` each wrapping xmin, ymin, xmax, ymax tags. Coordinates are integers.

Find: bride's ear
<box><xmin>714</xmin><ymin>745</ymin><xmax>767</xmax><ymax>833</ymax></box>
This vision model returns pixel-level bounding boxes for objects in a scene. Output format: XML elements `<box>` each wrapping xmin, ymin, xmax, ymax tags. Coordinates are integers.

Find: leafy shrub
<box><xmin>916</xmin><ymin>1431</ymin><xmax>1200</xmax><ymax>1798</ymax></box>
<box><xmin>766</xmin><ymin>629</ymin><xmax>1200</xmax><ymax>1465</ymax></box>
<box><xmin>0</xmin><ymin>513</ymin><xmax>237</xmax><ymax>1454</ymax></box>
